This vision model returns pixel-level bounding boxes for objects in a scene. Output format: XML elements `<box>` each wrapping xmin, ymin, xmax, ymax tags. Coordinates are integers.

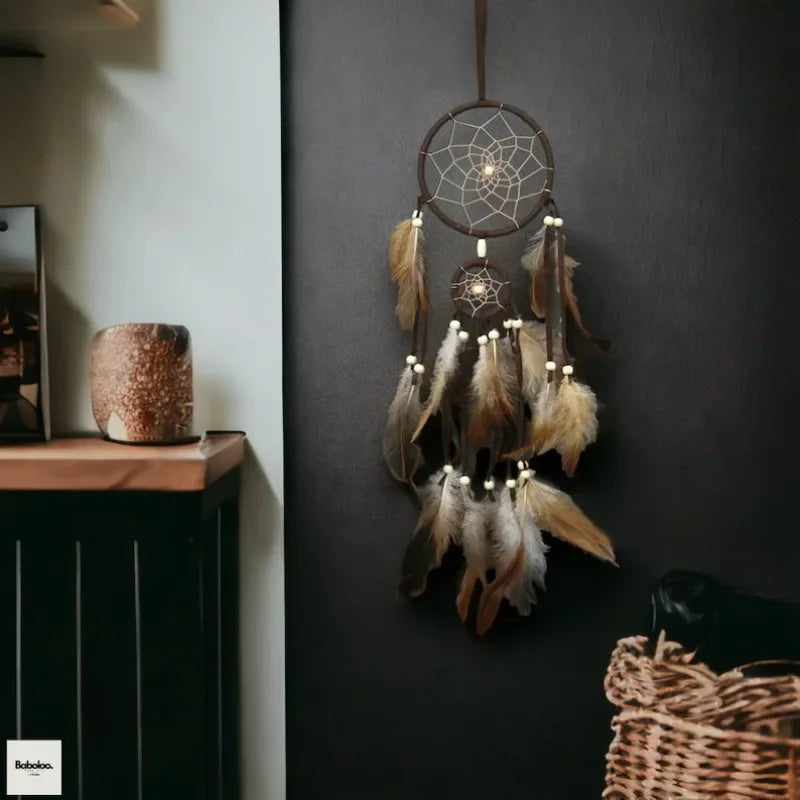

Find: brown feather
<box><xmin>398</xmin><ymin>470</ymin><xmax>464</xmax><ymax>598</ymax></box>
<box><xmin>389</xmin><ymin>218</ymin><xmax>428</xmax><ymax>330</ymax></box>
<box><xmin>521</xmin><ymin>225</ymin><xmax>581</xmax><ymax>319</ymax></box>
<box><xmin>553</xmin><ymin>378</ymin><xmax>598</xmax><ymax>477</ymax></box>
<box><xmin>475</xmin><ymin>544</ymin><xmax>524</xmax><ymax>635</ymax></box>
<box><xmin>532</xmin><ymin>268</ymin><xmax>547</xmax><ymax>318</ymax></box>
<box><xmin>468</xmin><ymin>339</ymin><xmax>515</xmax><ymax>444</ymax></box>
<box><xmin>456</xmin><ymin>565</ymin><xmax>482</xmax><ymax>623</ymax></box>
<box><xmin>518</xmin><ymin>476</ymin><xmax>616</xmax><ymax>565</ymax></box>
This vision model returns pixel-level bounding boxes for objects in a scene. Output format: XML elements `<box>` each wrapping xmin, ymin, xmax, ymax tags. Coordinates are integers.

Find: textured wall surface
<box><xmin>284</xmin><ymin>2</ymin><xmax>799</xmax><ymax>797</ymax></box>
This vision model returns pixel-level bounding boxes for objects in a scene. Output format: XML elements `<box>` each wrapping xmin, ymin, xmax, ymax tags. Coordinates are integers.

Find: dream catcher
<box><xmin>383</xmin><ymin>0</ymin><xmax>614</xmax><ymax>635</ymax></box>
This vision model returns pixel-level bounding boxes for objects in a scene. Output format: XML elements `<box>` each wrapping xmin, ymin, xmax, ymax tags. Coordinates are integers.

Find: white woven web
<box><xmin>451</xmin><ymin>265</ymin><xmax>509</xmax><ymax>318</ymax></box>
<box><xmin>423</xmin><ymin>107</ymin><xmax>550</xmax><ymax>233</ymax></box>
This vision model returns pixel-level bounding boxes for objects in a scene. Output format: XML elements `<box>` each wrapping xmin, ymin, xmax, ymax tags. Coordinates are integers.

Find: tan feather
<box><xmin>382</xmin><ymin>367</ymin><xmax>423</xmax><ymax>483</ymax></box>
<box><xmin>502</xmin><ymin>374</ymin><xmax>561</xmax><ymax>461</ymax></box>
<box><xmin>521</xmin><ymin>226</ymin><xmax>579</xmax><ymax>318</ymax></box>
<box><xmin>398</xmin><ymin>469</ymin><xmax>464</xmax><ymax>599</ymax></box>
<box><xmin>412</xmin><ymin>326</ymin><xmax>466</xmax><ymax>441</ymax></box>
<box><xmin>517</xmin><ymin>475</ymin><xmax>616</xmax><ymax>565</ymax></box>
<box><xmin>552</xmin><ymin>378</ymin><xmax>598</xmax><ymax>476</ymax></box>
<box><xmin>468</xmin><ymin>338</ymin><xmax>515</xmax><ymax>444</ymax></box>
<box><xmin>517</xmin><ymin>321</ymin><xmax>547</xmax><ymax>406</ymax></box>
<box><xmin>456</xmin><ymin>565</ymin><xmax>482</xmax><ymax>624</ymax></box>
<box><xmin>529</xmin><ymin>378</ymin><xmax>560</xmax><ymax>452</ymax></box>
<box><xmin>389</xmin><ymin>217</ymin><xmax>428</xmax><ymax>329</ymax></box>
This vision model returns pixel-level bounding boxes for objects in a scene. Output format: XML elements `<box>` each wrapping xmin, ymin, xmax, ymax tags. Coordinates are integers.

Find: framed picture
<box><xmin>0</xmin><ymin>206</ymin><xmax>49</xmax><ymax>442</ymax></box>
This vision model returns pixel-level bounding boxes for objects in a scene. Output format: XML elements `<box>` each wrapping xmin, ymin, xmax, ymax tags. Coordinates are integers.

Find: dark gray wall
<box><xmin>283</xmin><ymin>2</ymin><xmax>799</xmax><ymax>797</ymax></box>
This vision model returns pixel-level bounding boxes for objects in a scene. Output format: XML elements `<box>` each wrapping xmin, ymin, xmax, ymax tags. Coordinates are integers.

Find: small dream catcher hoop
<box><xmin>383</xmin><ymin>0</ymin><xmax>614</xmax><ymax>637</ymax></box>
<box><xmin>450</xmin><ymin>260</ymin><xmax>511</xmax><ymax>319</ymax></box>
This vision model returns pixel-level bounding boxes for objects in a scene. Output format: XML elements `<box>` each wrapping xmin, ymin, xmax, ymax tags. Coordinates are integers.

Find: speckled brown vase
<box><xmin>90</xmin><ymin>323</ymin><xmax>193</xmax><ymax>444</ymax></box>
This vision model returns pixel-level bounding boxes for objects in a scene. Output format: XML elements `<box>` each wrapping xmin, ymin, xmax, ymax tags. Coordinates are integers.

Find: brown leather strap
<box><xmin>410</xmin><ymin>310</ymin><xmax>429</xmax><ymax>361</ymax></box>
<box><xmin>475</xmin><ymin>0</ymin><xmax>487</xmax><ymax>100</ymax></box>
<box><xmin>542</xmin><ymin>224</ymin><xmax>556</xmax><ymax>383</ymax></box>
<box><xmin>556</xmin><ymin>227</ymin><xmax>573</xmax><ymax>367</ymax></box>
<box><xmin>510</xmin><ymin>329</ymin><xmax>526</xmax><ymax>447</ymax></box>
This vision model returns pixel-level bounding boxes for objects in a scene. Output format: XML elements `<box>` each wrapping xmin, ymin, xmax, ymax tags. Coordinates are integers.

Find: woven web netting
<box><xmin>421</xmin><ymin>106</ymin><xmax>551</xmax><ymax>235</ymax></box>
<box><xmin>451</xmin><ymin>262</ymin><xmax>510</xmax><ymax>318</ymax></box>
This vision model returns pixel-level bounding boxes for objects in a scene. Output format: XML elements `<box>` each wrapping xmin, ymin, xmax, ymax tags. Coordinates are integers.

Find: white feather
<box><xmin>412</xmin><ymin>327</ymin><xmax>465</xmax><ymax>441</ymax></box>
<box><xmin>493</xmin><ymin>488</ymin><xmax>523</xmax><ymax>573</ymax></box>
<box><xmin>419</xmin><ymin>469</ymin><xmax>465</xmax><ymax>552</ymax></box>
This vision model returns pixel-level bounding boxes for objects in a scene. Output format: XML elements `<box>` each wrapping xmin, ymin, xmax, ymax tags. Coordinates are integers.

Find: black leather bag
<box><xmin>650</xmin><ymin>570</ymin><xmax>800</xmax><ymax>673</ymax></box>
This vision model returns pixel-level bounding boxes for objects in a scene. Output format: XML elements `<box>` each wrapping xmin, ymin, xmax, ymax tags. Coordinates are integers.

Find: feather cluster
<box><xmin>469</xmin><ymin>337</ymin><xmax>516</xmax><ymax>444</ymax></box>
<box><xmin>382</xmin><ymin>366</ymin><xmax>423</xmax><ymax>484</ymax></box>
<box><xmin>412</xmin><ymin>325</ymin><xmax>467</xmax><ymax>442</ymax></box>
<box><xmin>507</xmin><ymin>375</ymin><xmax>598</xmax><ymax>477</ymax></box>
<box><xmin>399</xmin><ymin>471</ymin><xmax>612</xmax><ymax>633</ymax></box>
<box><xmin>398</xmin><ymin>469</ymin><xmax>464</xmax><ymax>599</ymax></box>
<box><xmin>389</xmin><ymin>217</ymin><xmax>428</xmax><ymax>330</ymax></box>
<box><xmin>475</xmin><ymin>488</ymin><xmax>548</xmax><ymax>635</ymax></box>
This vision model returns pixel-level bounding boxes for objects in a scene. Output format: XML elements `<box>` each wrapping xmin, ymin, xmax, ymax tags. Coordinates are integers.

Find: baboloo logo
<box><xmin>6</xmin><ymin>740</ymin><xmax>61</xmax><ymax>796</ymax></box>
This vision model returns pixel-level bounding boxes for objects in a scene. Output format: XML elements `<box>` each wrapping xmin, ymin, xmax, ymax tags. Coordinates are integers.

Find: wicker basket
<box><xmin>603</xmin><ymin>634</ymin><xmax>800</xmax><ymax>799</ymax></box>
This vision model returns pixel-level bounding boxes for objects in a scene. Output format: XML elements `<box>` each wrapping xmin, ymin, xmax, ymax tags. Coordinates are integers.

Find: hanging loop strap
<box><xmin>475</xmin><ymin>0</ymin><xmax>487</xmax><ymax>100</ymax></box>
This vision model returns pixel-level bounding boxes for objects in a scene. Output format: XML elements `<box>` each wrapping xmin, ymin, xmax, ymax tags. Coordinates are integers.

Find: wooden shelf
<box><xmin>0</xmin><ymin>0</ymin><xmax>140</xmax><ymax>33</ymax></box>
<box><xmin>0</xmin><ymin>433</ymin><xmax>246</xmax><ymax>492</ymax></box>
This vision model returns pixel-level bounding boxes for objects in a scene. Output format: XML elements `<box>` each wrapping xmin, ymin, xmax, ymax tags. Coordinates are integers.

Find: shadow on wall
<box><xmin>0</xmin><ymin>0</ymin><xmax>162</xmax><ymax>431</ymax></box>
<box><xmin>36</xmin><ymin>0</ymin><xmax>161</xmax><ymax>431</ymax></box>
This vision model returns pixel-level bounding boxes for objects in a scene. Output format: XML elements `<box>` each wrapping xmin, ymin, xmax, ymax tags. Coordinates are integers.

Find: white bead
<box><xmin>554</xmin><ymin>217</ymin><xmax>564</xmax><ymax>228</ymax></box>
<box><xmin>477</xmin><ymin>334</ymin><xmax>488</xmax><ymax>346</ymax></box>
<box><xmin>448</xmin><ymin>319</ymin><xmax>461</xmax><ymax>331</ymax></box>
<box><xmin>411</xmin><ymin>217</ymin><xmax>423</xmax><ymax>228</ymax></box>
<box><xmin>405</xmin><ymin>355</ymin><xmax>417</xmax><ymax>366</ymax></box>
<box><xmin>562</xmin><ymin>364</ymin><xmax>574</xmax><ymax>376</ymax></box>
<box><xmin>443</xmin><ymin>464</ymin><xmax>454</xmax><ymax>474</ymax></box>
<box><xmin>459</xmin><ymin>475</ymin><xmax>471</xmax><ymax>486</ymax></box>
<box><xmin>545</xmin><ymin>361</ymin><xmax>557</xmax><ymax>371</ymax></box>
<box><xmin>488</xmin><ymin>329</ymin><xmax>500</xmax><ymax>340</ymax></box>
<box><xmin>520</xmin><ymin>469</ymin><xmax>531</xmax><ymax>480</ymax></box>
<box><xmin>512</xmin><ymin>318</ymin><xmax>523</xmax><ymax>329</ymax></box>
<box><xmin>413</xmin><ymin>363</ymin><xmax>425</xmax><ymax>374</ymax></box>
<box><xmin>543</xmin><ymin>215</ymin><xmax>554</xmax><ymax>226</ymax></box>
<box><xmin>517</xmin><ymin>460</ymin><xmax>526</xmax><ymax>470</ymax></box>
<box><xmin>476</xmin><ymin>238</ymin><xmax>487</xmax><ymax>258</ymax></box>
<box><xmin>502</xmin><ymin>319</ymin><xmax>511</xmax><ymax>329</ymax></box>
<box><xmin>483</xmin><ymin>479</ymin><xmax>495</xmax><ymax>491</ymax></box>
<box><xmin>458</xmin><ymin>330</ymin><xmax>469</xmax><ymax>341</ymax></box>
<box><xmin>505</xmin><ymin>478</ymin><xmax>518</xmax><ymax>489</ymax></box>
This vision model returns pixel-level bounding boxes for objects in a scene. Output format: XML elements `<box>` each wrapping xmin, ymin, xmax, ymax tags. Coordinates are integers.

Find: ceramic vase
<box><xmin>90</xmin><ymin>323</ymin><xmax>193</xmax><ymax>444</ymax></box>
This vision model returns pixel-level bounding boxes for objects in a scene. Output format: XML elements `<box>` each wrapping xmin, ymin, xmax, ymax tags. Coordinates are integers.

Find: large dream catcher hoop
<box><xmin>383</xmin><ymin>0</ymin><xmax>614</xmax><ymax>636</ymax></box>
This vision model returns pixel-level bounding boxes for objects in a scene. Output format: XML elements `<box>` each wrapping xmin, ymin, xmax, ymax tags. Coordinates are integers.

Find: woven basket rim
<box><xmin>616</xmin><ymin>708</ymin><xmax>800</xmax><ymax>749</ymax></box>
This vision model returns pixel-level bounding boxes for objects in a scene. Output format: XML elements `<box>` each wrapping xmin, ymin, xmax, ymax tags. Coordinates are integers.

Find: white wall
<box><xmin>0</xmin><ymin>2</ymin><xmax>285</xmax><ymax>797</ymax></box>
